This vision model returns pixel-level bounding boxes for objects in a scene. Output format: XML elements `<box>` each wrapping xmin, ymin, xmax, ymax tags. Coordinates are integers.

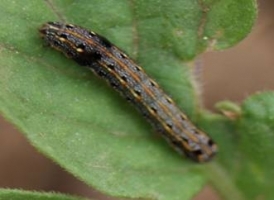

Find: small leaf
<box><xmin>215</xmin><ymin>100</ymin><xmax>242</xmax><ymax>120</ymax></box>
<box><xmin>237</xmin><ymin>92</ymin><xmax>274</xmax><ymax>200</ymax></box>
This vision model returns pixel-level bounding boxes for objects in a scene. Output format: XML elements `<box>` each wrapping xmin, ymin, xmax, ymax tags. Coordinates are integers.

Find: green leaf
<box><xmin>237</xmin><ymin>92</ymin><xmax>274</xmax><ymax>200</ymax></box>
<box><xmin>0</xmin><ymin>189</ymin><xmax>87</xmax><ymax>200</ymax></box>
<box><xmin>0</xmin><ymin>1</ymin><xmax>258</xmax><ymax>200</ymax></box>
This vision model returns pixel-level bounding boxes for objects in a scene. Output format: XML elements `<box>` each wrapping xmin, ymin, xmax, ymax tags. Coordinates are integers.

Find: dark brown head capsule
<box><xmin>39</xmin><ymin>22</ymin><xmax>106</xmax><ymax>66</ymax></box>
